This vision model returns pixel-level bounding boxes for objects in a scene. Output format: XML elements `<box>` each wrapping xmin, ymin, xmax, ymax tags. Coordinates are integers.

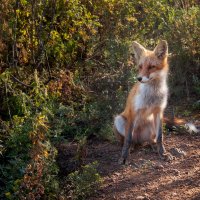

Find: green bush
<box><xmin>67</xmin><ymin>161</ymin><xmax>102</xmax><ymax>200</ymax></box>
<box><xmin>163</xmin><ymin>6</ymin><xmax>200</xmax><ymax>97</ymax></box>
<box><xmin>0</xmin><ymin>0</ymin><xmax>200</xmax><ymax>199</ymax></box>
<box><xmin>0</xmin><ymin>70</ymin><xmax>61</xmax><ymax>199</ymax></box>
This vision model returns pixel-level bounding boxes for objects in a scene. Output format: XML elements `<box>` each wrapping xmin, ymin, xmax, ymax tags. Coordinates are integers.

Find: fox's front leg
<box><xmin>156</xmin><ymin>114</ymin><xmax>173</xmax><ymax>161</ymax></box>
<box><xmin>156</xmin><ymin>123</ymin><xmax>166</xmax><ymax>157</ymax></box>
<box><xmin>118</xmin><ymin>122</ymin><xmax>133</xmax><ymax>165</ymax></box>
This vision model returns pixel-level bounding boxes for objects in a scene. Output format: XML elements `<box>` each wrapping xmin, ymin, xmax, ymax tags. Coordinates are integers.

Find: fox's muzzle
<box><xmin>137</xmin><ymin>77</ymin><xmax>142</xmax><ymax>82</ymax></box>
<box><xmin>137</xmin><ymin>76</ymin><xmax>150</xmax><ymax>83</ymax></box>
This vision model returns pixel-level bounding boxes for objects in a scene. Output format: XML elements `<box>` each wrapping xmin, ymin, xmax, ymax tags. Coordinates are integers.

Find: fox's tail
<box><xmin>164</xmin><ymin>117</ymin><xmax>200</xmax><ymax>134</ymax></box>
<box><xmin>113</xmin><ymin>115</ymin><xmax>126</xmax><ymax>145</ymax></box>
<box><xmin>164</xmin><ymin>105</ymin><xmax>200</xmax><ymax>134</ymax></box>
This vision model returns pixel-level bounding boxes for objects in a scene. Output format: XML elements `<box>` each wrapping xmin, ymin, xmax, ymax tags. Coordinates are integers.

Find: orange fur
<box><xmin>114</xmin><ymin>40</ymin><xmax>170</xmax><ymax>163</ymax></box>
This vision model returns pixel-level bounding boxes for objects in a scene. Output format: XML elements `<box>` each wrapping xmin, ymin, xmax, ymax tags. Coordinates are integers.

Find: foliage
<box><xmin>163</xmin><ymin>5</ymin><xmax>200</xmax><ymax>96</ymax></box>
<box><xmin>192</xmin><ymin>100</ymin><xmax>200</xmax><ymax>110</ymax></box>
<box><xmin>0</xmin><ymin>70</ymin><xmax>61</xmax><ymax>199</ymax></box>
<box><xmin>17</xmin><ymin>112</ymin><xmax>59</xmax><ymax>200</ymax></box>
<box><xmin>0</xmin><ymin>0</ymin><xmax>200</xmax><ymax>199</ymax></box>
<box><xmin>67</xmin><ymin>161</ymin><xmax>102</xmax><ymax>200</ymax></box>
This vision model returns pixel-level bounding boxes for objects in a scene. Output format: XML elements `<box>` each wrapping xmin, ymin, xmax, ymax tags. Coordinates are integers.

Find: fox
<box><xmin>114</xmin><ymin>40</ymin><xmax>173</xmax><ymax>164</ymax></box>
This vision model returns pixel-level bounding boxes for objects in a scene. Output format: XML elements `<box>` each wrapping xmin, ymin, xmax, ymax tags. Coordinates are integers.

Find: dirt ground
<box><xmin>88</xmin><ymin>133</ymin><xmax>200</xmax><ymax>200</ymax></box>
<box><xmin>57</xmin><ymin>104</ymin><xmax>200</xmax><ymax>200</ymax></box>
<box><xmin>58</xmin><ymin>131</ymin><xmax>200</xmax><ymax>200</ymax></box>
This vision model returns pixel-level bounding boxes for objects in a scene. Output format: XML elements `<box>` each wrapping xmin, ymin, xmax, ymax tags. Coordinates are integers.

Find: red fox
<box><xmin>114</xmin><ymin>40</ymin><xmax>172</xmax><ymax>164</ymax></box>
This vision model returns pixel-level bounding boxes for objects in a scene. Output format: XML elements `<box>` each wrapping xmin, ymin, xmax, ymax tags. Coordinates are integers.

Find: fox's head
<box><xmin>132</xmin><ymin>40</ymin><xmax>169</xmax><ymax>83</ymax></box>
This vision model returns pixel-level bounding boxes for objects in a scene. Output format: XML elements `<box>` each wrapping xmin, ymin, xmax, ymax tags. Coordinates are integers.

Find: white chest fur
<box><xmin>134</xmin><ymin>80</ymin><xmax>168</xmax><ymax>112</ymax></box>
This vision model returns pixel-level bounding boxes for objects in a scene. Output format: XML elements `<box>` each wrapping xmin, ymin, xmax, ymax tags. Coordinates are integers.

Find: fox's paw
<box><xmin>150</xmin><ymin>144</ymin><xmax>157</xmax><ymax>153</ymax></box>
<box><xmin>160</xmin><ymin>152</ymin><xmax>174</xmax><ymax>162</ymax></box>
<box><xmin>118</xmin><ymin>157</ymin><xmax>130</xmax><ymax>165</ymax></box>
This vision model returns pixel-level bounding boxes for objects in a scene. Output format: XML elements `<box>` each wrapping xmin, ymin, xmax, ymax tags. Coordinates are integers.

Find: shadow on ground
<box><xmin>57</xmin><ymin>133</ymin><xmax>200</xmax><ymax>200</ymax></box>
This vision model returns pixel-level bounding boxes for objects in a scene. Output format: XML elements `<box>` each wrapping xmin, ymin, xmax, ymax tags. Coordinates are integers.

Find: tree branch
<box><xmin>11</xmin><ymin>75</ymin><xmax>33</xmax><ymax>88</ymax></box>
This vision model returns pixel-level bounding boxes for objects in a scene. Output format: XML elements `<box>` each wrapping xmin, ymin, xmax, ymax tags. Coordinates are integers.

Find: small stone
<box><xmin>114</xmin><ymin>172</ymin><xmax>120</xmax><ymax>176</ymax></box>
<box><xmin>172</xmin><ymin>169</ymin><xmax>180</xmax><ymax>176</ymax></box>
<box><xmin>136</xmin><ymin>196</ymin><xmax>145</xmax><ymax>200</ymax></box>
<box><xmin>100</xmin><ymin>194</ymin><xmax>106</xmax><ymax>198</ymax></box>
<box><xmin>170</xmin><ymin>147</ymin><xmax>186</xmax><ymax>158</ymax></box>
<box><xmin>154</xmin><ymin>164</ymin><xmax>164</xmax><ymax>170</ymax></box>
<box><xmin>132</xmin><ymin>182</ymin><xmax>136</xmax><ymax>185</ymax></box>
<box><xmin>144</xmin><ymin>193</ymin><xmax>150</xmax><ymax>200</ymax></box>
<box><xmin>136</xmin><ymin>196</ymin><xmax>150</xmax><ymax>200</ymax></box>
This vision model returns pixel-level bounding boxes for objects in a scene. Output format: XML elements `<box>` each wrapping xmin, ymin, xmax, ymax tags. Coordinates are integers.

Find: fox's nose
<box><xmin>137</xmin><ymin>77</ymin><xmax>142</xmax><ymax>82</ymax></box>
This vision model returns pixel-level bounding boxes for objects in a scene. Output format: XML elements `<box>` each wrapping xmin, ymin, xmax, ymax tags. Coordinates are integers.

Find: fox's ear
<box><xmin>154</xmin><ymin>40</ymin><xmax>168</xmax><ymax>59</ymax></box>
<box><xmin>131</xmin><ymin>41</ymin><xmax>146</xmax><ymax>63</ymax></box>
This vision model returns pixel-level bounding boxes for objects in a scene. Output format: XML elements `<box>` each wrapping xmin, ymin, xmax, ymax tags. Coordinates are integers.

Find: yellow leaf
<box><xmin>44</xmin><ymin>150</ymin><xmax>49</xmax><ymax>158</ymax></box>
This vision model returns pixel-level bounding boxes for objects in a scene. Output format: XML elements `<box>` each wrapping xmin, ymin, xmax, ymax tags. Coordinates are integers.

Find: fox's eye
<box><xmin>148</xmin><ymin>65</ymin><xmax>155</xmax><ymax>70</ymax></box>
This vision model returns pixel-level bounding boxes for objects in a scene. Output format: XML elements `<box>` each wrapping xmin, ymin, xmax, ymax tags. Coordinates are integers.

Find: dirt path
<box><xmin>58</xmin><ymin>133</ymin><xmax>200</xmax><ymax>200</ymax></box>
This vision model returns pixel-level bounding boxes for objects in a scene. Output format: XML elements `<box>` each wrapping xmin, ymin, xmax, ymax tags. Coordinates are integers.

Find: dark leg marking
<box><xmin>157</xmin><ymin>123</ymin><xmax>163</xmax><ymax>143</ymax></box>
<box><xmin>157</xmin><ymin>123</ymin><xmax>173</xmax><ymax>161</ymax></box>
<box><xmin>120</xmin><ymin>124</ymin><xmax>133</xmax><ymax>164</ymax></box>
<box><xmin>157</xmin><ymin>124</ymin><xmax>166</xmax><ymax>156</ymax></box>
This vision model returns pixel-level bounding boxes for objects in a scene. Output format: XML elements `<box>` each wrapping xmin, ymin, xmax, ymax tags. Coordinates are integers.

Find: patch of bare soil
<box><xmin>57</xmin><ymin>132</ymin><xmax>200</xmax><ymax>200</ymax></box>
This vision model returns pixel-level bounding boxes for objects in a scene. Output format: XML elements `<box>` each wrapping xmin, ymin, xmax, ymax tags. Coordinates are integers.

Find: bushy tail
<box><xmin>113</xmin><ymin>115</ymin><xmax>126</xmax><ymax>145</ymax></box>
<box><xmin>164</xmin><ymin>117</ymin><xmax>200</xmax><ymax>134</ymax></box>
<box><xmin>164</xmin><ymin>106</ymin><xmax>200</xmax><ymax>134</ymax></box>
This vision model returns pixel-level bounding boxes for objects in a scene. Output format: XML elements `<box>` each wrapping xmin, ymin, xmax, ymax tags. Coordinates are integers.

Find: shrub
<box><xmin>67</xmin><ymin>161</ymin><xmax>102</xmax><ymax>200</ymax></box>
<box><xmin>0</xmin><ymin>0</ymin><xmax>200</xmax><ymax>199</ymax></box>
<box><xmin>0</xmin><ymin>70</ymin><xmax>61</xmax><ymax>199</ymax></box>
